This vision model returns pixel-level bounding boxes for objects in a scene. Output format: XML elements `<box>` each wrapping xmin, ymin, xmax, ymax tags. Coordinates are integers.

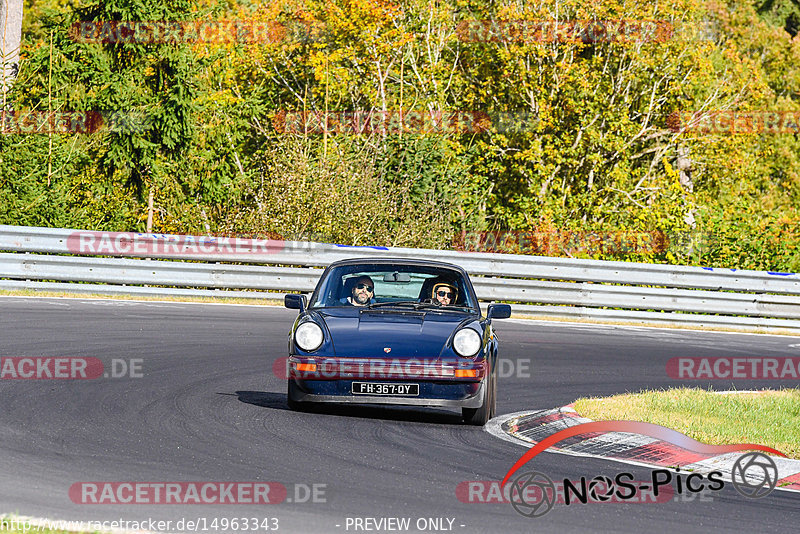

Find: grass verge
<box><xmin>573</xmin><ymin>387</ymin><xmax>800</xmax><ymax>459</ymax></box>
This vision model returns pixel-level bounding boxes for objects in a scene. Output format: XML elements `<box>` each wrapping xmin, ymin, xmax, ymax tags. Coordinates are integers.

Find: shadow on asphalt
<box><xmin>230</xmin><ymin>390</ymin><xmax>465</xmax><ymax>425</ymax></box>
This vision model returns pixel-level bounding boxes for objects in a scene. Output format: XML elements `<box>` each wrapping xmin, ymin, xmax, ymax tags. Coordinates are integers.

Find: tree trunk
<box><xmin>1</xmin><ymin>0</ymin><xmax>23</xmax><ymax>108</ymax></box>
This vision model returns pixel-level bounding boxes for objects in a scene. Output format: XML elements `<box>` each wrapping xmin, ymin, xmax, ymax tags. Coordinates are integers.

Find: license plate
<box><xmin>352</xmin><ymin>382</ymin><xmax>419</xmax><ymax>396</ymax></box>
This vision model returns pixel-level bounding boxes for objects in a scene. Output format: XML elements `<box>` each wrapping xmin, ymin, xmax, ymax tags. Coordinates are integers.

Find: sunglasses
<box><xmin>436</xmin><ymin>290</ymin><xmax>454</xmax><ymax>299</ymax></box>
<box><xmin>356</xmin><ymin>283</ymin><xmax>374</xmax><ymax>292</ymax></box>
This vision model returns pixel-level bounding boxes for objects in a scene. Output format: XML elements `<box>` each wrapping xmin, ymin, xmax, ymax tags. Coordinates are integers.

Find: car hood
<box><xmin>316</xmin><ymin>307</ymin><xmax>475</xmax><ymax>359</ymax></box>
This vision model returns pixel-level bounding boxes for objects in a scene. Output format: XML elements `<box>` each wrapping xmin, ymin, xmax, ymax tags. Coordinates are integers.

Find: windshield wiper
<box><xmin>366</xmin><ymin>301</ymin><xmax>474</xmax><ymax>312</ymax></box>
<box><xmin>412</xmin><ymin>303</ymin><xmax>449</xmax><ymax>310</ymax></box>
<box><xmin>413</xmin><ymin>304</ymin><xmax>476</xmax><ymax>313</ymax></box>
<box><xmin>366</xmin><ymin>301</ymin><xmax>422</xmax><ymax>309</ymax></box>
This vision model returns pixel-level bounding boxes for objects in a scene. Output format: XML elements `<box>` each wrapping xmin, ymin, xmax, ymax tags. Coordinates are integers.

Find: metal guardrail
<box><xmin>0</xmin><ymin>253</ymin><xmax>320</xmax><ymax>291</ymax></box>
<box><xmin>1</xmin><ymin>225</ymin><xmax>800</xmax><ymax>331</ymax></box>
<box><xmin>3</xmin><ymin>225</ymin><xmax>800</xmax><ymax>293</ymax></box>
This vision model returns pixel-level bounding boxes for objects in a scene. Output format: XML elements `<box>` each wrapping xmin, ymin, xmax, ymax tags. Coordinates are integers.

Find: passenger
<box><xmin>432</xmin><ymin>282</ymin><xmax>457</xmax><ymax>306</ymax></box>
<box><xmin>342</xmin><ymin>275</ymin><xmax>375</xmax><ymax>306</ymax></box>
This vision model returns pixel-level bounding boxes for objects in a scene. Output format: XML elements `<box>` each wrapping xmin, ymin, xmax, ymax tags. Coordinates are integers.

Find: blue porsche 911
<box><xmin>284</xmin><ymin>258</ymin><xmax>511</xmax><ymax>425</ymax></box>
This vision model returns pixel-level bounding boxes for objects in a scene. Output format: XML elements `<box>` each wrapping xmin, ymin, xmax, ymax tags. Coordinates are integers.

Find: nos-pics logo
<box><xmin>509</xmin><ymin>452</ymin><xmax>778</xmax><ymax>518</ymax></box>
<box><xmin>501</xmin><ymin>421</ymin><xmax>784</xmax><ymax>519</ymax></box>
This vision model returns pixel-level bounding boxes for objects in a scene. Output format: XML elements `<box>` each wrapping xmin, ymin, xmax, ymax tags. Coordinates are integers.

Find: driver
<box><xmin>432</xmin><ymin>282</ymin><xmax>457</xmax><ymax>306</ymax></box>
<box><xmin>342</xmin><ymin>275</ymin><xmax>375</xmax><ymax>306</ymax></box>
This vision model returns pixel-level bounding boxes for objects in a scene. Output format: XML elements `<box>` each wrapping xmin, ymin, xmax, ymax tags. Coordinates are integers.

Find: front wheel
<box><xmin>462</xmin><ymin>367</ymin><xmax>496</xmax><ymax>425</ymax></box>
<box><xmin>287</xmin><ymin>380</ymin><xmax>306</xmax><ymax>411</ymax></box>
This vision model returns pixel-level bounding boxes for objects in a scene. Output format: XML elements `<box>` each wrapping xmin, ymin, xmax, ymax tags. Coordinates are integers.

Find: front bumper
<box><xmin>288</xmin><ymin>379</ymin><xmax>485</xmax><ymax>408</ymax></box>
<box><xmin>285</xmin><ymin>355</ymin><xmax>487</xmax><ymax>408</ymax></box>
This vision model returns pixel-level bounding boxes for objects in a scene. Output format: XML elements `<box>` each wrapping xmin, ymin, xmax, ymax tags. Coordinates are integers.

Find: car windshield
<box><xmin>309</xmin><ymin>263</ymin><xmax>478</xmax><ymax>310</ymax></box>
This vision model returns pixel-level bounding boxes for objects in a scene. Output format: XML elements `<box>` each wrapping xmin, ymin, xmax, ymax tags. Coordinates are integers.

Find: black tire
<box><xmin>488</xmin><ymin>368</ymin><xmax>497</xmax><ymax>419</ymax></box>
<box><xmin>287</xmin><ymin>380</ymin><xmax>305</xmax><ymax>411</ymax></box>
<box><xmin>462</xmin><ymin>364</ymin><xmax>496</xmax><ymax>425</ymax></box>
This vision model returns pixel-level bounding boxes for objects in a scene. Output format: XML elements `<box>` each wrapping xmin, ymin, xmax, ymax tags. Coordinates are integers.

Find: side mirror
<box><xmin>487</xmin><ymin>304</ymin><xmax>511</xmax><ymax>319</ymax></box>
<box><xmin>285</xmin><ymin>294</ymin><xmax>307</xmax><ymax>312</ymax></box>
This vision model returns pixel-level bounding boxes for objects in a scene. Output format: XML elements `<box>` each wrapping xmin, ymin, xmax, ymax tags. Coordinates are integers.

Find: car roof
<box><xmin>325</xmin><ymin>257</ymin><xmax>469</xmax><ymax>276</ymax></box>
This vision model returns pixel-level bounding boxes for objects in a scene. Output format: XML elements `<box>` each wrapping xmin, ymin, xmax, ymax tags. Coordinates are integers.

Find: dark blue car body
<box><xmin>284</xmin><ymin>258</ymin><xmax>511</xmax><ymax>425</ymax></box>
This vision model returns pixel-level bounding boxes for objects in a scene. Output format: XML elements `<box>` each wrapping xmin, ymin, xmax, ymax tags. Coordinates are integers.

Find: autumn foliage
<box><xmin>1</xmin><ymin>0</ymin><xmax>799</xmax><ymax>271</ymax></box>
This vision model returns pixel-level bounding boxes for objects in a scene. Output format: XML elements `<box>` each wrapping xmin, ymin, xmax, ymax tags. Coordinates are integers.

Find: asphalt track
<box><xmin>1</xmin><ymin>296</ymin><xmax>799</xmax><ymax>533</ymax></box>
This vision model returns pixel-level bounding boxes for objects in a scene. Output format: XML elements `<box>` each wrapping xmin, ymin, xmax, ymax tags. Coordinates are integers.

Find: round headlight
<box><xmin>295</xmin><ymin>322</ymin><xmax>323</xmax><ymax>352</ymax></box>
<box><xmin>453</xmin><ymin>328</ymin><xmax>481</xmax><ymax>358</ymax></box>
